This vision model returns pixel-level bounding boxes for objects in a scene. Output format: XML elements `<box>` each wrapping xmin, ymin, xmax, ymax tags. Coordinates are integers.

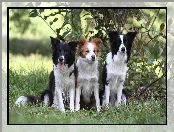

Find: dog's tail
<box><xmin>15</xmin><ymin>89</ymin><xmax>53</xmax><ymax>107</ymax></box>
<box><xmin>40</xmin><ymin>89</ymin><xmax>53</xmax><ymax>106</ymax></box>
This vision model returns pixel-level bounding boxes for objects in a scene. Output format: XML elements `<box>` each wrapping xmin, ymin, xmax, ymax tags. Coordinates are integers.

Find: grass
<box><xmin>9</xmin><ymin>54</ymin><xmax>166</xmax><ymax>124</ymax></box>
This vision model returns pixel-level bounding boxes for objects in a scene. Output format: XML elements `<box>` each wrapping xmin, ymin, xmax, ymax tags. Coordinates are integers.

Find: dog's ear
<box><xmin>68</xmin><ymin>41</ymin><xmax>79</xmax><ymax>49</ymax></box>
<box><xmin>126</xmin><ymin>32</ymin><xmax>137</xmax><ymax>42</ymax></box>
<box><xmin>76</xmin><ymin>39</ymin><xmax>86</xmax><ymax>56</ymax></box>
<box><xmin>68</xmin><ymin>41</ymin><xmax>79</xmax><ymax>53</ymax></box>
<box><xmin>108</xmin><ymin>31</ymin><xmax>119</xmax><ymax>41</ymax></box>
<box><xmin>78</xmin><ymin>38</ymin><xmax>86</xmax><ymax>46</ymax></box>
<box><xmin>91</xmin><ymin>38</ymin><xmax>102</xmax><ymax>50</ymax></box>
<box><xmin>50</xmin><ymin>36</ymin><xmax>60</xmax><ymax>50</ymax></box>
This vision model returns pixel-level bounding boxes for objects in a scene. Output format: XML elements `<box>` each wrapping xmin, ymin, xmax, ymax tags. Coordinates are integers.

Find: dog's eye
<box><xmin>93</xmin><ymin>50</ymin><xmax>95</xmax><ymax>52</ymax></box>
<box><xmin>86</xmin><ymin>50</ymin><xmax>89</xmax><ymax>53</ymax></box>
<box><xmin>123</xmin><ymin>38</ymin><xmax>127</xmax><ymax>43</ymax></box>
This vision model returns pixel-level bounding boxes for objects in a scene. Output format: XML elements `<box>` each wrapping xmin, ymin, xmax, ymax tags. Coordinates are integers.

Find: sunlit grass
<box><xmin>9</xmin><ymin>53</ymin><xmax>52</xmax><ymax>72</ymax></box>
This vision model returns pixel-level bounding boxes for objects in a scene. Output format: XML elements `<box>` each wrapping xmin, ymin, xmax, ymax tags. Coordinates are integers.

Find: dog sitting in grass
<box><xmin>75</xmin><ymin>38</ymin><xmax>102</xmax><ymax>112</ymax></box>
<box><xmin>15</xmin><ymin>36</ymin><xmax>78</xmax><ymax>112</ymax></box>
<box><xmin>101</xmin><ymin>31</ymin><xmax>137</xmax><ymax>107</ymax></box>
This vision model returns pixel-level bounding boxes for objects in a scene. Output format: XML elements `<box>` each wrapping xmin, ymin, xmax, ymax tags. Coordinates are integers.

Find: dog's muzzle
<box><xmin>59</xmin><ymin>56</ymin><xmax>64</xmax><ymax>63</ymax></box>
<box><xmin>91</xmin><ymin>55</ymin><xmax>96</xmax><ymax>61</ymax></box>
<box><xmin>121</xmin><ymin>47</ymin><xmax>125</xmax><ymax>53</ymax></box>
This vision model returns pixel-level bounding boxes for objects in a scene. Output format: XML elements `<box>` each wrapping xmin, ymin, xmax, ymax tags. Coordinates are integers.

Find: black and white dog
<box><xmin>15</xmin><ymin>37</ymin><xmax>78</xmax><ymax>112</ymax></box>
<box><xmin>102</xmin><ymin>31</ymin><xmax>137</xmax><ymax>107</ymax></box>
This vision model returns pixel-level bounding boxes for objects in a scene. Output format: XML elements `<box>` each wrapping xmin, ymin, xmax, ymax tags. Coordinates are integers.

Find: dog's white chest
<box><xmin>76</xmin><ymin>58</ymin><xmax>99</xmax><ymax>102</ymax></box>
<box><xmin>77</xmin><ymin>58</ymin><xmax>99</xmax><ymax>82</ymax></box>
<box><xmin>54</xmin><ymin>65</ymin><xmax>74</xmax><ymax>91</ymax></box>
<box><xmin>106</xmin><ymin>52</ymin><xmax>127</xmax><ymax>89</ymax></box>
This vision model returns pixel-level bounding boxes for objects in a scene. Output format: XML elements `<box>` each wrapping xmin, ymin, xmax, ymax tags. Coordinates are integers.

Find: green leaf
<box><xmin>29</xmin><ymin>10</ymin><xmax>38</xmax><ymax>17</ymax></box>
<box><xmin>57</xmin><ymin>34</ymin><xmax>64</xmax><ymax>41</ymax></box>
<box><xmin>50</xmin><ymin>21</ymin><xmax>53</xmax><ymax>25</ymax></box>
<box><xmin>147</xmin><ymin>58</ymin><xmax>153</xmax><ymax>65</ymax></box>
<box><xmin>56</xmin><ymin>29</ymin><xmax>61</xmax><ymax>35</ymax></box>
<box><xmin>44</xmin><ymin>15</ymin><xmax>48</xmax><ymax>20</ymax></box>
<box><xmin>39</xmin><ymin>9</ymin><xmax>44</xmax><ymax>14</ymax></box>
<box><xmin>62</xmin><ymin>30</ymin><xmax>70</xmax><ymax>38</ymax></box>
<box><xmin>160</xmin><ymin>23</ymin><xmax>165</xmax><ymax>31</ymax></box>
<box><xmin>53</xmin><ymin>18</ymin><xmax>58</xmax><ymax>22</ymax></box>
<box><xmin>50</xmin><ymin>12</ymin><xmax>60</xmax><ymax>16</ymax></box>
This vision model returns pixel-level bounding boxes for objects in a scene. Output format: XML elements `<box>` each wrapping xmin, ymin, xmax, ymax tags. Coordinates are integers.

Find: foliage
<box><xmin>9</xmin><ymin>8</ymin><xmax>166</xmax><ymax>100</ymax></box>
<box><xmin>10</xmin><ymin>9</ymin><xmax>33</xmax><ymax>34</ymax></box>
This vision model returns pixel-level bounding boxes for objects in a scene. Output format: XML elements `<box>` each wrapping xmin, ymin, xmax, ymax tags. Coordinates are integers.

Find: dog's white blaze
<box><xmin>120</xmin><ymin>35</ymin><xmax>124</xmax><ymax>44</ymax></box>
<box><xmin>87</xmin><ymin>42</ymin><xmax>94</xmax><ymax>51</ymax></box>
<box><xmin>15</xmin><ymin>96</ymin><xmax>28</xmax><ymax>106</ymax></box>
<box><xmin>86</xmin><ymin>43</ymin><xmax>96</xmax><ymax>61</ymax></box>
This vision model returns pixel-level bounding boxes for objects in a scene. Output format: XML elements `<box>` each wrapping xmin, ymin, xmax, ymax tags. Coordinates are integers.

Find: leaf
<box><xmin>50</xmin><ymin>12</ymin><xmax>60</xmax><ymax>17</ymax></box>
<box><xmin>62</xmin><ymin>30</ymin><xmax>70</xmax><ymax>38</ymax></box>
<box><xmin>50</xmin><ymin>13</ymin><xmax>55</xmax><ymax>16</ymax></box>
<box><xmin>57</xmin><ymin>34</ymin><xmax>64</xmax><ymax>41</ymax></box>
<box><xmin>50</xmin><ymin>21</ymin><xmax>53</xmax><ymax>25</ymax></box>
<box><xmin>160</xmin><ymin>23</ymin><xmax>165</xmax><ymax>31</ymax></box>
<box><xmin>56</xmin><ymin>29</ymin><xmax>61</xmax><ymax>35</ymax></box>
<box><xmin>44</xmin><ymin>15</ymin><xmax>48</xmax><ymax>20</ymax></box>
<box><xmin>29</xmin><ymin>9</ymin><xmax>38</xmax><ymax>17</ymax></box>
<box><xmin>147</xmin><ymin>58</ymin><xmax>153</xmax><ymax>65</ymax></box>
<box><xmin>53</xmin><ymin>18</ymin><xmax>58</xmax><ymax>22</ymax></box>
<box><xmin>39</xmin><ymin>9</ymin><xmax>44</xmax><ymax>14</ymax></box>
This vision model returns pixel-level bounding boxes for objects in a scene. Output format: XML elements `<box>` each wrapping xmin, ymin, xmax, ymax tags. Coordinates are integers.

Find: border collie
<box><xmin>102</xmin><ymin>31</ymin><xmax>137</xmax><ymax>107</ymax></box>
<box><xmin>15</xmin><ymin>36</ymin><xmax>78</xmax><ymax>112</ymax></box>
<box><xmin>75</xmin><ymin>38</ymin><xmax>102</xmax><ymax>112</ymax></box>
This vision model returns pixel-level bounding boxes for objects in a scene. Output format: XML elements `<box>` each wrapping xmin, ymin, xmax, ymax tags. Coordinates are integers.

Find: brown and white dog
<box><xmin>75</xmin><ymin>38</ymin><xmax>102</xmax><ymax>112</ymax></box>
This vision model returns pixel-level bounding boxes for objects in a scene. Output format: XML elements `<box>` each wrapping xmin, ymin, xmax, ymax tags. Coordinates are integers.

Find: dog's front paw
<box><xmin>96</xmin><ymin>106</ymin><xmax>101</xmax><ymax>112</ymax></box>
<box><xmin>75</xmin><ymin>105</ymin><xmax>80</xmax><ymax>111</ymax></box>
<box><xmin>60</xmin><ymin>108</ymin><xmax>65</xmax><ymax>113</ymax></box>
<box><xmin>52</xmin><ymin>103</ymin><xmax>59</xmax><ymax>108</ymax></box>
<box><xmin>103</xmin><ymin>104</ymin><xmax>110</xmax><ymax>110</ymax></box>
<box><xmin>115</xmin><ymin>101</ymin><xmax>121</xmax><ymax>107</ymax></box>
<box><xmin>70</xmin><ymin>108</ymin><xmax>74</xmax><ymax>112</ymax></box>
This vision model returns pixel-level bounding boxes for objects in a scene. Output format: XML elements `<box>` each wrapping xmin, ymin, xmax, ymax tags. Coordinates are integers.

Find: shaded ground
<box><xmin>9</xmin><ymin>38</ymin><xmax>51</xmax><ymax>56</ymax></box>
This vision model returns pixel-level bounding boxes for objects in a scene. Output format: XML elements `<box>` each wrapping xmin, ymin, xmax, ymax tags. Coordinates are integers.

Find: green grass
<box><xmin>9</xmin><ymin>54</ymin><xmax>166</xmax><ymax>124</ymax></box>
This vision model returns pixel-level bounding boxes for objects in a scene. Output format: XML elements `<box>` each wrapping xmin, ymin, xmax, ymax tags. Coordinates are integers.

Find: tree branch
<box><xmin>129</xmin><ymin>74</ymin><xmax>165</xmax><ymax>100</ymax></box>
<box><xmin>38</xmin><ymin>13</ymin><xmax>56</xmax><ymax>35</ymax></box>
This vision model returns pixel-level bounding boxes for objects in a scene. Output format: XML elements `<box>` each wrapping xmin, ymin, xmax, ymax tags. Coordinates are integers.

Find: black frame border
<box><xmin>7</xmin><ymin>6</ymin><xmax>167</xmax><ymax>125</ymax></box>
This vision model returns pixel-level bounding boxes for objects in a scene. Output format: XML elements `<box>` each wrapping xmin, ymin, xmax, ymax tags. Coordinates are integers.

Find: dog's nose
<box><xmin>91</xmin><ymin>55</ymin><xmax>95</xmax><ymax>61</ymax></box>
<box><xmin>121</xmin><ymin>47</ymin><xmax>125</xmax><ymax>52</ymax></box>
<box><xmin>59</xmin><ymin>56</ymin><xmax>64</xmax><ymax>62</ymax></box>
